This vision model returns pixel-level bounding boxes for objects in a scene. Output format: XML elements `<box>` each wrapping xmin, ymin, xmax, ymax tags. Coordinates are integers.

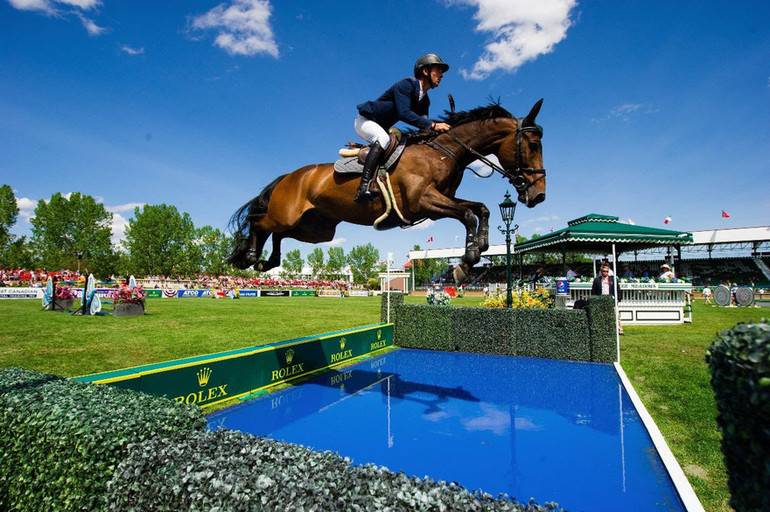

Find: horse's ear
<box><xmin>523</xmin><ymin>98</ymin><xmax>543</xmax><ymax>126</ymax></box>
<box><xmin>448</xmin><ymin>94</ymin><xmax>455</xmax><ymax>113</ymax></box>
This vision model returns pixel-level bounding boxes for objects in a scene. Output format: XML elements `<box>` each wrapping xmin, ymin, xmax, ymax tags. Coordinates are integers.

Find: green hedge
<box><xmin>380</xmin><ymin>290</ymin><xmax>404</xmax><ymax>324</ymax></box>
<box><xmin>584</xmin><ymin>296</ymin><xmax>618</xmax><ymax>363</ymax></box>
<box><xmin>706</xmin><ymin>319</ymin><xmax>770</xmax><ymax>512</ymax></box>
<box><xmin>0</xmin><ymin>367</ymin><xmax>206</xmax><ymax>511</ymax></box>
<box><xmin>107</xmin><ymin>428</ymin><xmax>560</xmax><ymax>511</ymax></box>
<box><xmin>391</xmin><ymin>298</ymin><xmax>613</xmax><ymax>362</ymax></box>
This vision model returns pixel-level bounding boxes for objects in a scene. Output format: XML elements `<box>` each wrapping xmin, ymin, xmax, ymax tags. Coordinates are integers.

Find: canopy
<box><xmin>513</xmin><ymin>213</ymin><xmax>693</xmax><ymax>256</ymax></box>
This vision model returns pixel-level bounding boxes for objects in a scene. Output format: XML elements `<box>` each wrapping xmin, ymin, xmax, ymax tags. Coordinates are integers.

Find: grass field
<box><xmin>1</xmin><ymin>294</ymin><xmax>765</xmax><ymax>511</ymax></box>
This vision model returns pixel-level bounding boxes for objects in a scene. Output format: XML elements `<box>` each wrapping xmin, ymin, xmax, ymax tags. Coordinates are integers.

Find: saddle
<box><xmin>333</xmin><ymin>130</ymin><xmax>404</xmax><ymax>175</ymax></box>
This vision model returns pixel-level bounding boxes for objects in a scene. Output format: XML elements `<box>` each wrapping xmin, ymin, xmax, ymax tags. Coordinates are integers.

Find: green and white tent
<box><xmin>514</xmin><ymin>213</ymin><xmax>693</xmax><ymax>256</ymax></box>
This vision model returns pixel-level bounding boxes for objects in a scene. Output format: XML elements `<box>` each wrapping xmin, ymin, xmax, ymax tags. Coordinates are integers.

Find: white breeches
<box><xmin>354</xmin><ymin>114</ymin><xmax>391</xmax><ymax>150</ymax></box>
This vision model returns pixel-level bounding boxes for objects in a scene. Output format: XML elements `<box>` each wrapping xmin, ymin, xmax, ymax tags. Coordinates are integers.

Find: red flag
<box><xmin>721</xmin><ymin>210</ymin><xmax>730</xmax><ymax>218</ymax></box>
<box><xmin>664</xmin><ymin>216</ymin><xmax>672</xmax><ymax>225</ymax></box>
<box><xmin>426</xmin><ymin>236</ymin><xmax>434</xmax><ymax>243</ymax></box>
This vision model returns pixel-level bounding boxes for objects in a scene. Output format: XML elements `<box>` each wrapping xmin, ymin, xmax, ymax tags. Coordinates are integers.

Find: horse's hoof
<box><xmin>453</xmin><ymin>265</ymin><xmax>468</xmax><ymax>284</ymax></box>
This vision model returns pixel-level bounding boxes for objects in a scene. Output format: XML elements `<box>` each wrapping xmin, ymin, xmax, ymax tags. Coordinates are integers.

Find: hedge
<box><xmin>0</xmin><ymin>367</ymin><xmax>206</xmax><ymax>511</ymax></box>
<box><xmin>387</xmin><ymin>294</ymin><xmax>615</xmax><ymax>363</ymax></box>
<box><xmin>706</xmin><ymin>318</ymin><xmax>770</xmax><ymax>512</ymax></box>
<box><xmin>107</xmin><ymin>428</ymin><xmax>561</xmax><ymax>511</ymax></box>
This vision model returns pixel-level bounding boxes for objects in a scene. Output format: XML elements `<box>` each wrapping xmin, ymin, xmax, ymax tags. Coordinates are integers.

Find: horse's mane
<box><xmin>405</xmin><ymin>101</ymin><xmax>513</xmax><ymax>145</ymax></box>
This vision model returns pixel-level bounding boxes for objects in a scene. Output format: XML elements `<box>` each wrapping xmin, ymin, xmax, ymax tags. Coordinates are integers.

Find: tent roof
<box><xmin>514</xmin><ymin>213</ymin><xmax>694</xmax><ymax>255</ymax></box>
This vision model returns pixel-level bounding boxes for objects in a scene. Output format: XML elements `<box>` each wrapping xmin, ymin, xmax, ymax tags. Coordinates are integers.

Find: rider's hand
<box><xmin>431</xmin><ymin>121</ymin><xmax>451</xmax><ymax>132</ymax></box>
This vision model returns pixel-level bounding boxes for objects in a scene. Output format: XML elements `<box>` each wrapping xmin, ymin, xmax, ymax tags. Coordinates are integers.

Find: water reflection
<box><xmin>208</xmin><ymin>349</ymin><xmax>684</xmax><ymax>511</ymax></box>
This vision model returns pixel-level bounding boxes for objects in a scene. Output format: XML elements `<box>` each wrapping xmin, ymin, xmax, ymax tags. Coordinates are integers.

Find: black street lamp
<box><xmin>498</xmin><ymin>191</ymin><xmax>518</xmax><ymax>308</ymax></box>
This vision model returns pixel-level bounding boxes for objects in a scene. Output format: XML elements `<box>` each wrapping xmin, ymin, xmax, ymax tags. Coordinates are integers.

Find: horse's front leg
<box><xmin>417</xmin><ymin>190</ymin><xmax>480</xmax><ymax>283</ymax></box>
<box><xmin>456</xmin><ymin>199</ymin><xmax>489</xmax><ymax>253</ymax></box>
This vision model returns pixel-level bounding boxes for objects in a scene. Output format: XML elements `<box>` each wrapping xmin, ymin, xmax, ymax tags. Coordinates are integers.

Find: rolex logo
<box><xmin>340</xmin><ymin>338</ymin><xmax>346</xmax><ymax>350</ymax></box>
<box><xmin>377</xmin><ymin>329</ymin><xmax>382</xmax><ymax>340</ymax></box>
<box><xmin>285</xmin><ymin>348</ymin><xmax>295</xmax><ymax>365</ymax></box>
<box><xmin>197</xmin><ymin>367</ymin><xmax>212</xmax><ymax>387</ymax></box>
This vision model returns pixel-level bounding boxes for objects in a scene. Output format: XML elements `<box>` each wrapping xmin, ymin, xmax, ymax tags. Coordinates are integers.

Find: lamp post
<box><xmin>498</xmin><ymin>191</ymin><xmax>518</xmax><ymax>308</ymax></box>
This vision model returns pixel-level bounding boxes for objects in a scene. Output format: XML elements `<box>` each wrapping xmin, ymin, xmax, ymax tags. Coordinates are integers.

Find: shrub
<box><xmin>0</xmin><ymin>367</ymin><xmax>206</xmax><ymax>511</ymax></box>
<box><xmin>107</xmin><ymin>428</ymin><xmax>562</xmax><ymax>511</ymax></box>
<box><xmin>515</xmin><ymin>309</ymin><xmax>591</xmax><ymax>361</ymax></box>
<box><xmin>706</xmin><ymin>319</ymin><xmax>770</xmax><ymax>512</ymax></box>
<box><xmin>584</xmin><ymin>296</ymin><xmax>617</xmax><ymax>363</ymax></box>
<box><xmin>380</xmin><ymin>290</ymin><xmax>404</xmax><ymax>323</ymax></box>
<box><xmin>395</xmin><ymin>304</ymin><xmax>454</xmax><ymax>351</ymax></box>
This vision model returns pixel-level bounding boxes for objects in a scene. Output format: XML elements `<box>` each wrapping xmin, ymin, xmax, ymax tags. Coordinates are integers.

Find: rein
<box><xmin>425</xmin><ymin>122</ymin><xmax>546</xmax><ymax>194</ymax></box>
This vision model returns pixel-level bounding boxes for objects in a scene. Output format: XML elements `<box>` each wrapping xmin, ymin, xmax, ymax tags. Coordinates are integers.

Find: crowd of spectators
<box><xmin>462</xmin><ymin>256</ymin><xmax>769</xmax><ymax>288</ymax></box>
<box><xmin>0</xmin><ymin>267</ymin><xmax>353</xmax><ymax>291</ymax></box>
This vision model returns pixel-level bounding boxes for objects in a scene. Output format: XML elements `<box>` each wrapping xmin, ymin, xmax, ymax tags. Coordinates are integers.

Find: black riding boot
<box><xmin>354</xmin><ymin>142</ymin><xmax>384</xmax><ymax>202</ymax></box>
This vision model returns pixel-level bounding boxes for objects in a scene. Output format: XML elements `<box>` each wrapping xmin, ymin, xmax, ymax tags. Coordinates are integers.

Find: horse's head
<box><xmin>496</xmin><ymin>99</ymin><xmax>546</xmax><ymax>207</ymax></box>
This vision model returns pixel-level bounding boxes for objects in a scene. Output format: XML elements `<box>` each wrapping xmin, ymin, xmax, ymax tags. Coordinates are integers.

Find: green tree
<box><xmin>307</xmin><ymin>247</ymin><xmax>325</xmax><ymax>278</ymax></box>
<box><xmin>191</xmin><ymin>226</ymin><xmax>231</xmax><ymax>276</ymax></box>
<box><xmin>30</xmin><ymin>192</ymin><xmax>114</xmax><ymax>277</ymax></box>
<box><xmin>325</xmin><ymin>246</ymin><xmax>346</xmax><ymax>279</ymax></box>
<box><xmin>123</xmin><ymin>204</ymin><xmax>195</xmax><ymax>277</ymax></box>
<box><xmin>2</xmin><ymin>236</ymin><xmax>33</xmax><ymax>269</ymax></box>
<box><xmin>282</xmin><ymin>249</ymin><xmax>303</xmax><ymax>279</ymax></box>
<box><xmin>347</xmin><ymin>243</ymin><xmax>380</xmax><ymax>284</ymax></box>
<box><xmin>0</xmin><ymin>184</ymin><xmax>19</xmax><ymax>257</ymax></box>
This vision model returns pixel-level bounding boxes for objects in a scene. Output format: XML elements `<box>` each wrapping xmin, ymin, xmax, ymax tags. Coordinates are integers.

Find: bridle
<box><xmin>426</xmin><ymin>119</ymin><xmax>546</xmax><ymax>195</ymax></box>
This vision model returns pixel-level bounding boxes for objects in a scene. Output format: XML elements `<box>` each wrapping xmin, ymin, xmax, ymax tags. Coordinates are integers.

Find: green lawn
<box><xmin>1</xmin><ymin>295</ymin><xmax>763</xmax><ymax>511</ymax></box>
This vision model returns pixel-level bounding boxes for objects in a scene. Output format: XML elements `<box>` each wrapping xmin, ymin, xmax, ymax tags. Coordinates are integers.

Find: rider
<box><xmin>353</xmin><ymin>53</ymin><xmax>452</xmax><ymax>202</ymax></box>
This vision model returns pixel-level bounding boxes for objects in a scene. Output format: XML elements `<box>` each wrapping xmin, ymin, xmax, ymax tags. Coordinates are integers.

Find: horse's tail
<box><xmin>226</xmin><ymin>174</ymin><xmax>287</xmax><ymax>267</ymax></box>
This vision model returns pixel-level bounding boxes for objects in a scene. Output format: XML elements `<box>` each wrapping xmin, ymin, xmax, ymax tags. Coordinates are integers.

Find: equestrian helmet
<box><xmin>414</xmin><ymin>53</ymin><xmax>450</xmax><ymax>78</ymax></box>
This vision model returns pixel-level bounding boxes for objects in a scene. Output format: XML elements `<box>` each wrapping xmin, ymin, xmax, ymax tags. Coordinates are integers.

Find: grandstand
<box><xmin>406</xmin><ymin>225</ymin><xmax>770</xmax><ymax>289</ymax></box>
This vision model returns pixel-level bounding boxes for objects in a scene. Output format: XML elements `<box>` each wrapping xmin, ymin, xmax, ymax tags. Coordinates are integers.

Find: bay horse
<box><xmin>227</xmin><ymin>99</ymin><xmax>546</xmax><ymax>283</ymax></box>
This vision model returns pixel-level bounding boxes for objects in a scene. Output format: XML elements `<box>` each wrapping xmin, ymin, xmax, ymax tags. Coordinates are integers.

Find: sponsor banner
<box><xmin>290</xmin><ymin>289</ymin><xmax>316</xmax><ymax>297</ymax></box>
<box><xmin>177</xmin><ymin>289</ymin><xmax>213</xmax><ymax>298</ymax></box>
<box><xmin>0</xmin><ymin>287</ymin><xmax>44</xmax><ymax>299</ymax></box>
<box><xmin>349</xmin><ymin>290</ymin><xmax>370</xmax><ymax>297</ymax></box>
<box><xmin>77</xmin><ymin>324</ymin><xmax>394</xmax><ymax>409</ymax></box>
<box><xmin>145</xmin><ymin>289</ymin><xmax>163</xmax><ymax>298</ymax></box>
<box><xmin>239</xmin><ymin>290</ymin><xmax>259</xmax><ymax>297</ymax></box>
<box><xmin>261</xmin><ymin>290</ymin><xmax>290</xmax><ymax>297</ymax></box>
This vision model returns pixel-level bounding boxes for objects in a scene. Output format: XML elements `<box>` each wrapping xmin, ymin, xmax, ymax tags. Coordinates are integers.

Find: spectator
<box><xmin>659</xmin><ymin>264</ymin><xmax>675</xmax><ymax>279</ymax></box>
<box><xmin>621</xmin><ymin>264</ymin><xmax>634</xmax><ymax>279</ymax></box>
<box><xmin>702</xmin><ymin>286</ymin><xmax>713</xmax><ymax>305</ymax></box>
<box><xmin>591</xmin><ymin>264</ymin><xmax>623</xmax><ymax>335</ymax></box>
<box><xmin>566</xmin><ymin>266</ymin><xmax>578</xmax><ymax>279</ymax></box>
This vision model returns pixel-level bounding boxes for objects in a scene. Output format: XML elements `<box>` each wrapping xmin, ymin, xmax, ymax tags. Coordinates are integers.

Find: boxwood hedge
<box><xmin>0</xmin><ymin>367</ymin><xmax>206</xmax><ymax>511</ymax></box>
<box><xmin>706</xmin><ymin>318</ymin><xmax>770</xmax><ymax>512</ymax></box>
<box><xmin>107</xmin><ymin>428</ymin><xmax>561</xmax><ymax>511</ymax></box>
<box><xmin>389</xmin><ymin>294</ymin><xmax>615</xmax><ymax>363</ymax></box>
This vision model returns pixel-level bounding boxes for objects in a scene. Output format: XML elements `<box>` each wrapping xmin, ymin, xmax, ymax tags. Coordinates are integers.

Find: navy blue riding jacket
<box><xmin>357</xmin><ymin>77</ymin><xmax>432</xmax><ymax>131</ymax></box>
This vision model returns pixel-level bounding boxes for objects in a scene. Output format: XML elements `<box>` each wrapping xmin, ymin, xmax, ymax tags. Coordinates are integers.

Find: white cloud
<box><xmin>15</xmin><ymin>197</ymin><xmax>38</xmax><ymax>224</ymax></box>
<box><xmin>449</xmin><ymin>0</ymin><xmax>578</xmax><ymax>80</ymax></box>
<box><xmin>321</xmin><ymin>237</ymin><xmax>346</xmax><ymax>246</ymax></box>
<box><xmin>76</xmin><ymin>12</ymin><xmax>105</xmax><ymax>35</ymax></box>
<box><xmin>9</xmin><ymin>0</ymin><xmax>105</xmax><ymax>35</ymax></box>
<box><xmin>412</xmin><ymin>219</ymin><xmax>436</xmax><ymax>231</ymax></box>
<box><xmin>119</xmin><ymin>45</ymin><xmax>145</xmax><ymax>56</ymax></box>
<box><xmin>191</xmin><ymin>0</ymin><xmax>279</xmax><ymax>58</ymax></box>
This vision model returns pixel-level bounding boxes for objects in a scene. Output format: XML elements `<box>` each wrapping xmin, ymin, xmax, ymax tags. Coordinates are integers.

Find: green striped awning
<box><xmin>514</xmin><ymin>214</ymin><xmax>693</xmax><ymax>254</ymax></box>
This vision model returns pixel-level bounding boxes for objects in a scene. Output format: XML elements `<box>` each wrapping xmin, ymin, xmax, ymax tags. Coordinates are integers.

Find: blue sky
<box><xmin>2</xmin><ymin>0</ymin><xmax>769</xmax><ymax>266</ymax></box>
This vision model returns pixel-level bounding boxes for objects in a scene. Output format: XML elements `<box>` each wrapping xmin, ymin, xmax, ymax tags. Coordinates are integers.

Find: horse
<box><xmin>227</xmin><ymin>98</ymin><xmax>546</xmax><ymax>283</ymax></box>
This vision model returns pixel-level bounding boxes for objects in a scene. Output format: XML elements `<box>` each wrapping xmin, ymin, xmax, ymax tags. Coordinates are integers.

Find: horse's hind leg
<box><xmin>246</xmin><ymin>229</ymin><xmax>270</xmax><ymax>268</ymax></box>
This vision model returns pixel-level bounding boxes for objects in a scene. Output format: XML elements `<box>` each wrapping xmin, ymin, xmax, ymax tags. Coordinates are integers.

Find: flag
<box><xmin>722</xmin><ymin>210</ymin><xmax>730</xmax><ymax>218</ymax></box>
<box><xmin>664</xmin><ymin>216</ymin><xmax>671</xmax><ymax>225</ymax></box>
<box><xmin>426</xmin><ymin>236</ymin><xmax>434</xmax><ymax>243</ymax></box>
<box><xmin>627</xmin><ymin>218</ymin><xmax>635</xmax><ymax>225</ymax></box>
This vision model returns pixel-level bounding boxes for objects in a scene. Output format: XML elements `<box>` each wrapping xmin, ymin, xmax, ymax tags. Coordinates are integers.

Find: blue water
<box><xmin>208</xmin><ymin>349</ymin><xmax>684</xmax><ymax>511</ymax></box>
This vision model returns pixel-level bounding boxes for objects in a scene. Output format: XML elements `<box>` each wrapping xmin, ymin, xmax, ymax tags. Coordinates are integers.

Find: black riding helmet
<box><xmin>413</xmin><ymin>53</ymin><xmax>450</xmax><ymax>79</ymax></box>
